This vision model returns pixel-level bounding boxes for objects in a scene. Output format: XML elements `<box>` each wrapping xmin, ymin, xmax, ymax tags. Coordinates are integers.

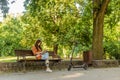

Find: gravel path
<box><xmin>0</xmin><ymin>67</ymin><xmax>120</xmax><ymax>80</ymax></box>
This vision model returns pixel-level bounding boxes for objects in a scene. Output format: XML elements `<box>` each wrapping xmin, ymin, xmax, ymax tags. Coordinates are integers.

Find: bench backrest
<box><xmin>15</xmin><ymin>50</ymin><xmax>34</xmax><ymax>56</ymax></box>
<box><xmin>14</xmin><ymin>50</ymin><xmax>56</xmax><ymax>57</ymax></box>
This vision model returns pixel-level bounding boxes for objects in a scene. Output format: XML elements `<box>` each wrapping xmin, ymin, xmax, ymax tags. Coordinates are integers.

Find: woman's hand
<box><xmin>36</xmin><ymin>52</ymin><xmax>42</xmax><ymax>55</ymax></box>
<box><xmin>41</xmin><ymin>50</ymin><xmax>47</xmax><ymax>54</ymax></box>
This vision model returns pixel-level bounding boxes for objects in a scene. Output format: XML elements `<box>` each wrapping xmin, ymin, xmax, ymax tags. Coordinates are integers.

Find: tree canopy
<box><xmin>0</xmin><ymin>0</ymin><xmax>119</xmax><ymax>59</ymax></box>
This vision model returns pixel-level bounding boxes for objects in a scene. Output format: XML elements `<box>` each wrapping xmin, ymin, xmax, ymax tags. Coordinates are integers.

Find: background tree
<box><xmin>0</xmin><ymin>0</ymin><xmax>9</xmax><ymax>17</ymax></box>
<box><xmin>92</xmin><ymin>0</ymin><xmax>110</xmax><ymax>60</ymax></box>
<box><xmin>0</xmin><ymin>0</ymin><xmax>119</xmax><ymax>59</ymax></box>
<box><xmin>0</xmin><ymin>15</ymin><xmax>24</xmax><ymax>56</ymax></box>
<box><xmin>0</xmin><ymin>0</ymin><xmax>16</xmax><ymax>18</ymax></box>
<box><xmin>103</xmin><ymin>0</ymin><xmax>120</xmax><ymax>59</ymax></box>
<box><xmin>23</xmin><ymin>0</ymin><xmax>93</xmax><ymax>57</ymax></box>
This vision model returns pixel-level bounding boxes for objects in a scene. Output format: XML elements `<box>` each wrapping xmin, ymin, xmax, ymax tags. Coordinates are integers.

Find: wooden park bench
<box><xmin>14</xmin><ymin>49</ymin><xmax>62</xmax><ymax>71</ymax></box>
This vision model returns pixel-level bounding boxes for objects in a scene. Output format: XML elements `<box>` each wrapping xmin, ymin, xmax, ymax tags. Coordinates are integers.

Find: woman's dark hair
<box><xmin>35</xmin><ymin>39</ymin><xmax>42</xmax><ymax>51</ymax></box>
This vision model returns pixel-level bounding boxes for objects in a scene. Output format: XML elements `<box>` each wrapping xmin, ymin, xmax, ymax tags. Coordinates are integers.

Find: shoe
<box><xmin>46</xmin><ymin>68</ymin><xmax>52</xmax><ymax>72</ymax></box>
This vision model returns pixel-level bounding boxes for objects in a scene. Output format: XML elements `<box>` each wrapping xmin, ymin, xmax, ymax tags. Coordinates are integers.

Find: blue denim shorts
<box><xmin>41</xmin><ymin>52</ymin><xmax>49</xmax><ymax>60</ymax></box>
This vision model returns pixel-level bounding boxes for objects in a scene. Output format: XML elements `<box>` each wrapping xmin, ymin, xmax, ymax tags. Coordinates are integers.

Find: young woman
<box><xmin>32</xmin><ymin>39</ymin><xmax>52</xmax><ymax>72</ymax></box>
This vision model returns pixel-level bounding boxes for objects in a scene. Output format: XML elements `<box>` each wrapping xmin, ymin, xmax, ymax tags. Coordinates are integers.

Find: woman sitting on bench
<box><xmin>32</xmin><ymin>39</ymin><xmax>52</xmax><ymax>72</ymax></box>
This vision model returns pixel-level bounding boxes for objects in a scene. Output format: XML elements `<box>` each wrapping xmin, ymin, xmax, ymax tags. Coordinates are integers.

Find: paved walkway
<box><xmin>0</xmin><ymin>67</ymin><xmax>120</xmax><ymax>80</ymax></box>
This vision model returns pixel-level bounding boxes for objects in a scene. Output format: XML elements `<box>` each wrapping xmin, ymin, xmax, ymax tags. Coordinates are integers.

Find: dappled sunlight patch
<box><xmin>0</xmin><ymin>57</ymin><xmax>16</xmax><ymax>62</ymax></box>
<box><xmin>62</xmin><ymin>72</ymin><xmax>84</xmax><ymax>79</ymax></box>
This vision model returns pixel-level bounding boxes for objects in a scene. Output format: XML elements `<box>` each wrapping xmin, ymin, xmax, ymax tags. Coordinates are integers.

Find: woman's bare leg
<box><xmin>45</xmin><ymin>59</ymin><xmax>52</xmax><ymax>72</ymax></box>
<box><xmin>42</xmin><ymin>52</ymin><xmax>52</xmax><ymax>72</ymax></box>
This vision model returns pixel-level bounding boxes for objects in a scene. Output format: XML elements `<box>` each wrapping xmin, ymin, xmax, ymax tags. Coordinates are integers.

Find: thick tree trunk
<box><xmin>92</xmin><ymin>0</ymin><xmax>110</xmax><ymax>60</ymax></box>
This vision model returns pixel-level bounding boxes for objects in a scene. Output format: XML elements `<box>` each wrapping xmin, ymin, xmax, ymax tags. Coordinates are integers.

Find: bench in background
<box><xmin>14</xmin><ymin>49</ymin><xmax>62</xmax><ymax>71</ymax></box>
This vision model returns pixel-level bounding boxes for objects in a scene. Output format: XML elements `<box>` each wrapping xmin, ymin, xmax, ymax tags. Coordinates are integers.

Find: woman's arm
<box><xmin>41</xmin><ymin>50</ymin><xmax>47</xmax><ymax>54</ymax></box>
<box><xmin>32</xmin><ymin>46</ymin><xmax>42</xmax><ymax>55</ymax></box>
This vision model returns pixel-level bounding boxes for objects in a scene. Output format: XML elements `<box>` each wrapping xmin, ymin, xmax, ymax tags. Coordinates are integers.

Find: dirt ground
<box><xmin>0</xmin><ymin>67</ymin><xmax>120</xmax><ymax>80</ymax></box>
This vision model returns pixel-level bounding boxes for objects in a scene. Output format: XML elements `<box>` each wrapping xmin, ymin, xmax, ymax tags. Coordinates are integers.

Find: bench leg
<box><xmin>22</xmin><ymin>56</ymin><xmax>26</xmax><ymax>73</ymax></box>
<box><xmin>22</xmin><ymin>62</ymin><xmax>26</xmax><ymax>72</ymax></box>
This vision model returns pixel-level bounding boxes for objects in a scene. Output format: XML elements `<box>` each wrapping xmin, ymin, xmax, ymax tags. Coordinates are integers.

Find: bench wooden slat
<box><xmin>18</xmin><ymin>59</ymin><xmax>62</xmax><ymax>62</ymax></box>
<box><xmin>15</xmin><ymin>50</ymin><xmax>34</xmax><ymax>56</ymax></box>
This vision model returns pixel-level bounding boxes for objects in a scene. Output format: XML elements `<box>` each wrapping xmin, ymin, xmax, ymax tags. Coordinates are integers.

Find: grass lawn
<box><xmin>0</xmin><ymin>56</ymin><xmax>83</xmax><ymax>63</ymax></box>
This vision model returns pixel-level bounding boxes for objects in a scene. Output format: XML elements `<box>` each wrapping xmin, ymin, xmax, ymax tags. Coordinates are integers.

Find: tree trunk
<box><xmin>92</xmin><ymin>0</ymin><xmax>110</xmax><ymax>60</ymax></box>
<box><xmin>53</xmin><ymin>44</ymin><xmax>58</xmax><ymax>54</ymax></box>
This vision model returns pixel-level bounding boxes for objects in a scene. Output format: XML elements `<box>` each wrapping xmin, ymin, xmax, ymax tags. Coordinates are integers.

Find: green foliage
<box><xmin>0</xmin><ymin>15</ymin><xmax>25</xmax><ymax>56</ymax></box>
<box><xmin>102</xmin><ymin>0</ymin><xmax>120</xmax><ymax>59</ymax></box>
<box><xmin>104</xmin><ymin>23</ymin><xmax>120</xmax><ymax>59</ymax></box>
<box><xmin>0</xmin><ymin>0</ymin><xmax>119</xmax><ymax>59</ymax></box>
<box><xmin>104</xmin><ymin>41</ymin><xmax>120</xmax><ymax>59</ymax></box>
<box><xmin>105</xmin><ymin>0</ymin><xmax>120</xmax><ymax>28</ymax></box>
<box><xmin>23</xmin><ymin>0</ymin><xmax>93</xmax><ymax>52</ymax></box>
